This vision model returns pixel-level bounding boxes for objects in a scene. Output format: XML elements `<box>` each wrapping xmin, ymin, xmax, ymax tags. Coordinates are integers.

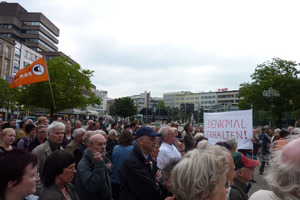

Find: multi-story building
<box><xmin>0</xmin><ymin>2</ymin><xmax>59</xmax><ymax>52</ymax></box>
<box><xmin>163</xmin><ymin>89</ymin><xmax>241</xmax><ymax>112</ymax></box>
<box><xmin>0</xmin><ymin>35</ymin><xmax>14</xmax><ymax>80</ymax></box>
<box><xmin>129</xmin><ymin>91</ymin><xmax>151</xmax><ymax>111</ymax></box>
<box><xmin>94</xmin><ymin>89</ymin><xmax>108</xmax><ymax>115</ymax></box>
<box><xmin>13</xmin><ymin>41</ymin><xmax>42</xmax><ymax>75</ymax></box>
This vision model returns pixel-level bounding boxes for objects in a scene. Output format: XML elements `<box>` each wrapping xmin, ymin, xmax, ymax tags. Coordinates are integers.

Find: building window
<box><xmin>4</xmin><ymin>60</ymin><xmax>8</xmax><ymax>69</ymax></box>
<box><xmin>5</xmin><ymin>46</ymin><xmax>10</xmax><ymax>57</ymax></box>
<box><xmin>186</xmin><ymin>97</ymin><xmax>189</xmax><ymax>100</ymax></box>
<box><xmin>195</xmin><ymin>97</ymin><xmax>199</xmax><ymax>99</ymax></box>
<box><xmin>191</xmin><ymin>97</ymin><xmax>194</xmax><ymax>100</ymax></box>
<box><xmin>0</xmin><ymin>43</ymin><xmax>2</xmax><ymax>51</ymax></box>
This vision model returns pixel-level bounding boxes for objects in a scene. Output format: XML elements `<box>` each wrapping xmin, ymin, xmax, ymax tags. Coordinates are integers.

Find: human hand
<box><xmin>93</xmin><ymin>152</ymin><xmax>103</xmax><ymax>161</ymax></box>
<box><xmin>165</xmin><ymin>194</ymin><xmax>176</xmax><ymax>200</ymax></box>
<box><xmin>156</xmin><ymin>170</ymin><xmax>162</xmax><ymax>180</ymax></box>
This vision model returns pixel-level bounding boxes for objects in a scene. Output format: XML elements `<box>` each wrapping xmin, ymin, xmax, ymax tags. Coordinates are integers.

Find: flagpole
<box><xmin>44</xmin><ymin>56</ymin><xmax>56</xmax><ymax>110</ymax></box>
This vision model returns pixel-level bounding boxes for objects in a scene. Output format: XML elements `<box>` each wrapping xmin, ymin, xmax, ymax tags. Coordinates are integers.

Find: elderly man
<box><xmin>92</xmin><ymin>122</ymin><xmax>100</xmax><ymax>130</ymax></box>
<box><xmin>250</xmin><ymin>138</ymin><xmax>300</xmax><ymax>200</ymax></box>
<box><xmin>119</xmin><ymin>126</ymin><xmax>163</xmax><ymax>200</ymax></box>
<box><xmin>86</xmin><ymin>120</ymin><xmax>94</xmax><ymax>131</ymax></box>
<box><xmin>75</xmin><ymin>134</ymin><xmax>112</xmax><ymax>200</ymax></box>
<box><xmin>74</xmin><ymin>130</ymin><xmax>94</xmax><ymax>166</ymax></box>
<box><xmin>32</xmin><ymin>121</ymin><xmax>65</xmax><ymax>195</ymax></box>
<box><xmin>157</xmin><ymin>126</ymin><xmax>181</xmax><ymax>169</ymax></box>
<box><xmin>230</xmin><ymin>152</ymin><xmax>259</xmax><ymax>200</ymax></box>
<box><xmin>66</xmin><ymin>128</ymin><xmax>86</xmax><ymax>155</ymax></box>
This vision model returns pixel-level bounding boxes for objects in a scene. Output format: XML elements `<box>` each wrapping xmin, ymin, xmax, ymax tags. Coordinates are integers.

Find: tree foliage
<box><xmin>17</xmin><ymin>56</ymin><xmax>101</xmax><ymax>118</ymax></box>
<box><xmin>238</xmin><ymin>57</ymin><xmax>300</xmax><ymax>127</ymax></box>
<box><xmin>0</xmin><ymin>78</ymin><xmax>19</xmax><ymax>113</ymax></box>
<box><xmin>157</xmin><ymin>100</ymin><xmax>170</xmax><ymax>111</ymax></box>
<box><xmin>114</xmin><ymin>97</ymin><xmax>137</xmax><ymax>118</ymax></box>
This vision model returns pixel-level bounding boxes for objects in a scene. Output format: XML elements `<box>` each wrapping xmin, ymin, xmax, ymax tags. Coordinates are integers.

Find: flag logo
<box><xmin>32</xmin><ymin>64</ymin><xmax>45</xmax><ymax>76</ymax></box>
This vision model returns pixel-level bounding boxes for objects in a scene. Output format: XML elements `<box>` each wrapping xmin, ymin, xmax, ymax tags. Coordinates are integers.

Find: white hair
<box><xmin>158</xmin><ymin>126</ymin><xmax>171</xmax><ymax>141</ymax></box>
<box><xmin>226</xmin><ymin>137</ymin><xmax>238</xmax><ymax>149</ymax></box>
<box><xmin>47</xmin><ymin>121</ymin><xmax>65</xmax><ymax>135</ymax></box>
<box><xmin>108</xmin><ymin>129</ymin><xmax>117</xmax><ymax>136</ymax></box>
<box><xmin>72</xmin><ymin>128</ymin><xmax>86</xmax><ymax>138</ymax></box>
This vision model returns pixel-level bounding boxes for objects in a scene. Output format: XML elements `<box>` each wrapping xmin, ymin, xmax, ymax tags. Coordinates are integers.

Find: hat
<box><xmin>135</xmin><ymin>127</ymin><xmax>160</xmax><ymax>139</ymax></box>
<box><xmin>232</xmin><ymin>152</ymin><xmax>259</xmax><ymax>170</ymax></box>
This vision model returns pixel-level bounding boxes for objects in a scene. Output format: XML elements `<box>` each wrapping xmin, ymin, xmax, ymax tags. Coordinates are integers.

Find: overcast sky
<box><xmin>9</xmin><ymin>0</ymin><xmax>300</xmax><ymax>98</ymax></box>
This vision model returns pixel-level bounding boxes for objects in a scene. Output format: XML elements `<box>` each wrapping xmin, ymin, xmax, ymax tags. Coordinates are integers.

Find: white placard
<box><xmin>204</xmin><ymin>109</ymin><xmax>253</xmax><ymax>149</ymax></box>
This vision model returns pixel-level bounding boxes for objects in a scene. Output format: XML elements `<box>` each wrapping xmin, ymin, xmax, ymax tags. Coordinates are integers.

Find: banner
<box><xmin>10</xmin><ymin>57</ymin><xmax>49</xmax><ymax>89</ymax></box>
<box><xmin>204</xmin><ymin>109</ymin><xmax>253</xmax><ymax>149</ymax></box>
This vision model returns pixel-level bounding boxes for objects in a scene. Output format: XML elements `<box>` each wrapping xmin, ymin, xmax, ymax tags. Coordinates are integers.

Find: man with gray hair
<box><xmin>32</xmin><ymin>121</ymin><xmax>65</xmax><ymax>194</ymax></box>
<box><xmin>74</xmin><ymin>130</ymin><xmax>94</xmax><ymax>166</ymax></box>
<box><xmin>157</xmin><ymin>126</ymin><xmax>181</xmax><ymax>169</ymax></box>
<box><xmin>75</xmin><ymin>134</ymin><xmax>112</xmax><ymax>200</ymax></box>
<box><xmin>66</xmin><ymin>128</ymin><xmax>86</xmax><ymax>155</ymax></box>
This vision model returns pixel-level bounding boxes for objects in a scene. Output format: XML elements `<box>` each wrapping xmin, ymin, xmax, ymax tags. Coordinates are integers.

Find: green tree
<box><xmin>157</xmin><ymin>100</ymin><xmax>170</xmax><ymax>111</ymax></box>
<box><xmin>109</xmin><ymin>105</ymin><xmax>116</xmax><ymax>116</ymax></box>
<box><xmin>17</xmin><ymin>56</ymin><xmax>101</xmax><ymax>119</ymax></box>
<box><xmin>114</xmin><ymin>97</ymin><xmax>137</xmax><ymax>119</ymax></box>
<box><xmin>0</xmin><ymin>78</ymin><xmax>19</xmax><ymax>119</ymax></box>
<box><xmin>239</xmin><ymin>57</ymin><xmax>300</xmax><ymax>127</ymax></box>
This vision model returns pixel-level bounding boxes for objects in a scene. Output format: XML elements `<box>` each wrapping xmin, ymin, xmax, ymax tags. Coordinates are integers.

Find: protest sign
<box><xmin>204</xmin><ymin>109</ymin><xmax>253</xmax><ymax>149</ymax></box>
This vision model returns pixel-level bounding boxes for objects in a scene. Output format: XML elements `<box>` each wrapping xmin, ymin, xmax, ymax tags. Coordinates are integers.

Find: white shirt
<box><xmin>157</xmin><ymin>142</ymin><xmax>181</xmax><ymax>169</ymax></box>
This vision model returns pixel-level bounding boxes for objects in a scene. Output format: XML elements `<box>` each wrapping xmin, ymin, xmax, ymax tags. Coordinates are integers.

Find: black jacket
<box><xmin>119</xmin><ymin>144</ymin><xmax>163</xmax><ymax>200</ymax></box>
<box><xmin>261</xmin><ymin>133</ymin><xmax>271</xmax><ymax>154</ymax></box>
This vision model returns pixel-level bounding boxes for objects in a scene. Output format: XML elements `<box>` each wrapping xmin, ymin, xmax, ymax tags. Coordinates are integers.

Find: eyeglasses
<box><xmin>225</xmin><ymin>181</ymin><xmax>230</xmax><ymax>190</ymax></box>
<box><xmin>91</xmin><ymin>142</ymin><xmax>107</xmax><ymax>147</ymax></box>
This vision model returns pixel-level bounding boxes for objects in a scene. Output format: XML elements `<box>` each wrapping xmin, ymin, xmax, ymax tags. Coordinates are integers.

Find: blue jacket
<box><xmin>110</xmin><ymin>145</ymin><xmax>133</xmax><ymax>184</ymax></box>
<box><xmin>75</xmin><ymin>148</ymin><xmax>112</xmax><ymax>200</ymax></box>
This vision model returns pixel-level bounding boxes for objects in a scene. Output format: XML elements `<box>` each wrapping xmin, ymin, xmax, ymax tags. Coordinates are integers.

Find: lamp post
<box><xmin>227</xmin><ymin>102</ymin><xmax>232</xmax><ymax>111</ymax></box>
<box><xmin>263</xmin><ymin>87</ymin><xmax>280</xmax><ymax>127</ymax></box>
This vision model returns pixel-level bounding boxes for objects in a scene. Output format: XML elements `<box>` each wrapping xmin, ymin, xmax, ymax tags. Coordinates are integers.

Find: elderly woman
<box><xmin>171</xmin><ymin>149</ymin><xmax>229</xmax><ymax>200</ymax></box>
<box><xmin>106</xmin><ymin>129</ymin><xmax>118</xmax><ymax>160</ymax></box>
<box><xmin>39</xmin><ymin>150</ymin><xmax>79</xmax><ymax>200</ymax></box>
<box><xmin>110</xmin><ymin>130</ymin><xmax>134</xmax><ymax>200</ymax></box>
<box><xmin>0</xmin><ymin>128</ymin><xmax>16</xmax><ymax>152</ymax></box>
<box><xmin>0</xmin><ymin>150</ymin><xmax>39</xmax><ymax>200</ymax></box>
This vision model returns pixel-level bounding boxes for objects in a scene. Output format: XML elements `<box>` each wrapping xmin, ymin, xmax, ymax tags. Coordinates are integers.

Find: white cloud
<box><xmin>10</xmin><ymin>0</ymin><xmax>300</xmax><ymax>98</ymax></box>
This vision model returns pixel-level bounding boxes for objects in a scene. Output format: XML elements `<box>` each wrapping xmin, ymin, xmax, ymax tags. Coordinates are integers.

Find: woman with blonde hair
<box><xmin>0</xmin><ymin>128</ymin><xmax>16</xmax><ymax>152</ymax></box>
<box><xmin>171</xmin><ymin>149</ymin><xmax>229</xmax><ymax>200</ymax></box>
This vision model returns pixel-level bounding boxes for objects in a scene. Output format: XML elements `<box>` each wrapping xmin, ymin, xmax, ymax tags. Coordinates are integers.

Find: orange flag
<box><xmin>10</xmin><ymin>56</ymin><xmax>49</xmax><ymax>89</ymax></box>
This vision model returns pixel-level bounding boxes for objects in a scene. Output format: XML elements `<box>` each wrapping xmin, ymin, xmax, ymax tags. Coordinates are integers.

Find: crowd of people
<box><xmin>0</xmin><ymin>116</ymin><xmax>300</xmax><ymax>200</ymax></box>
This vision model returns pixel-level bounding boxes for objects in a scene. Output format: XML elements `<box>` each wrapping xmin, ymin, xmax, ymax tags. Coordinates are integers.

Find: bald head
<box><xmin>88</xmin><ymin>134</ymin><xmax>106</xmax><ymax>156</ymax></box>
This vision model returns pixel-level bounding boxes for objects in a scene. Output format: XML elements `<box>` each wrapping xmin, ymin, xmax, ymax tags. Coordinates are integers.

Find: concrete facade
<box><xmin>0</xmin><ymin>2</ymin><xmax>59</xmax><ymax>52</ymax></box>
<box><xmin>0</xmin><ymin>35</ymin><xmax>14</xmax><ymax>79</ymax></box>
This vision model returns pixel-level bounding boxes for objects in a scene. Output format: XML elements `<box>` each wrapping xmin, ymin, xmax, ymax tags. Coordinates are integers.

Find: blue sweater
<box><xmin>110</xmin><ymin>145</ymin><xmax>133</xmax><ymax>184</ymax></box>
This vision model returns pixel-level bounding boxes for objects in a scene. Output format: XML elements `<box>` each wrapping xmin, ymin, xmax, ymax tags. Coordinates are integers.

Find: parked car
<box><xmin>22</xmin><ymin>116</ymin><xmax>37</xmax><ymax>123</ymax></box>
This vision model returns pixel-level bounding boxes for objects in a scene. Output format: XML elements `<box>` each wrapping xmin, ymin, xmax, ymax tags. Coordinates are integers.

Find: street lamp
<box><xmin>227</xmin><ymin>102</ymin><xmax>232</xmax><ymax>111</ymax></box>
<box><xmin>263</xmin><ymin>87</ymin><xmax>280</xmax><ymax>127</ymax></box>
